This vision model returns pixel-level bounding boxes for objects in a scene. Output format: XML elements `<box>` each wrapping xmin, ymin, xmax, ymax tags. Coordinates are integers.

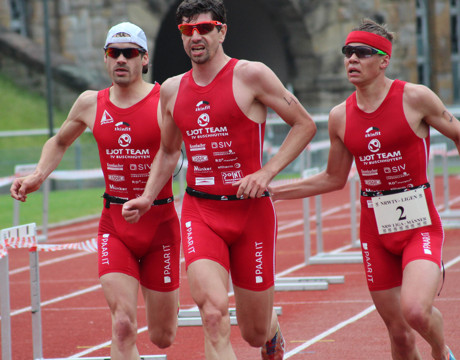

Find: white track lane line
<box><xmin>68</xmin><ymin>259</ymin><xmax>313</xmax><ymax>358</ymax></box>
<box><xmin>284</xmin><ymin>255</ymin><xmax>460</xmax><ymax>358</ymax></box>
<box><xmin>7</xmin><ymin>256</ymin><xmax>186</xmax><ymax>318</ymax></box>
<box><xmin>9</xmin><ymin>251</ymin><xmax>92</xmax><ymax>275</ymax></box>
<box><xmin>14</xmin><ymin>198</ymin><xmax>460</xmax><ymax>357</ymax></box>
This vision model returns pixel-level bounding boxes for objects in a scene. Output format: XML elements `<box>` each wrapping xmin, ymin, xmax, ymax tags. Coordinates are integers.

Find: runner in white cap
<box><xmin>11</xmin><ymin>22</ymin><xmax>181</xmax><ymax>360</ymax></box>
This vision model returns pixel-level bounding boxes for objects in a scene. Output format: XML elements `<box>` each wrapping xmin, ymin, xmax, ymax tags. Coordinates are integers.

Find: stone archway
<box><xmin>152</xmin><ymin>0</ymin><xmax>317</xmax><ymax>104</ymax></box>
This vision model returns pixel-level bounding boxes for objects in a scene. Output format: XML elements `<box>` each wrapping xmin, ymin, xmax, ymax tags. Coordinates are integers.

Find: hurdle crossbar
<box><xmin>43</xmin><ymin>356</ymin><xmax>166</xmax><ymax>360</ymax></box>
<box><xmin>302</xmin><ymin>168</ymin><xmax>362</xmax><ymax>266</ymax></box>
<box><xmin>177</xmin><ymin>306</ymin><xmax>282</xmax><ymax>327</ymax></box>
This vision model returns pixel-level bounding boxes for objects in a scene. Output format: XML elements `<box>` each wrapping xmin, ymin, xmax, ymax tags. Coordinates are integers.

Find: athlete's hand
<box><xmin>122</xmin><ymin>196</ymin><xmax>151</xmax><ymax>223</ymax></box>
<box><xmin>233</xmin><ymin>169</ymin><xmax>273</xmax><ymax>199</ymax></box>
<box><xmin>10</xmin><ymin>175</ymin><xmax>43</xmax><ymax>202</ymax></box>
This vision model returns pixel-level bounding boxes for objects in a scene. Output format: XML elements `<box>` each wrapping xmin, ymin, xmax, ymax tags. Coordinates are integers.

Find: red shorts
<box><xmin>359</xmin><ymin>187</ymin><xmax>444</xmax><ymax>291</ymax></box>
<box><xmin>180</xmin><ymin>193</ymin><xmax>277</xmax><ymax>291</ymax></box>
<box><xmin>97</xmin><ymin>201</ymin><xmax>181</xmax><ymax>291</ymax></box>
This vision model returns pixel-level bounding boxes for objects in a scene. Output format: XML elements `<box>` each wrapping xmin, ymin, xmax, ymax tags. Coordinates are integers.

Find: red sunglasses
<box><xmin>105</xmin><ymin>47</ymin><xmax>146</xmax><ymax>59</ymax></box>
<box><xmin>178</xmin><ymin>21</ymin><xmax>223</xmax><ymax>36</ymax></box>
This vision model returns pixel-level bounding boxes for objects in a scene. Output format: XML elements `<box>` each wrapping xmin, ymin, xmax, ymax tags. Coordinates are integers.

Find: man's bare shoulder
<box><xmin>234</xmin><ymin>59</ymin><xmax>270</xmax><ymax>81</ymax></box>
<box><xmin>329</xmin><ymin>101</ymin><xmax>346</xmax><ymax>121</ymax></box>
<box><xmin>161</xmin><ymin>74</ymin><xmax>185</xmax><ymax>97</ymax></box>
<box><xmin>75</xmin><ymin>90</ymin><xmax>98</xmax><ymax>107</ymax></box>
<box><xmin>403</xmin><ymin>82</ymin><xmax>434</xmax><ymax>105</ymax></box>
<box><xmin>66</xmin><ymin>90</ymin><xmax>98</xmax><ymax>128</ymax></box>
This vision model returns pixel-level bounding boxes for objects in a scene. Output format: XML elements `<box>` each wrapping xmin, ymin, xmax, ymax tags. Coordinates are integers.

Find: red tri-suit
<box><xmin>93</xmin><ymin>84</ymin><xmax>181</xmax><ymax>291</ymax></box>
<box><xmin>173</xmin><ymin>58</ymin><xmax>277</xmax><ymax>291</ymax></box>
<box><xmin>344</xmin><ymin>79</ymin><xmax>444</xmax><ymax>291</ymax></box>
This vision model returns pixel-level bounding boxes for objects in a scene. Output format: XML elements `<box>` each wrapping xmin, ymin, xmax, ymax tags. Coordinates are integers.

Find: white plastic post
<box><xmin>0</xmin><ymin>253</ymin><xmax>12</xmax><ymax>360</ymax></box>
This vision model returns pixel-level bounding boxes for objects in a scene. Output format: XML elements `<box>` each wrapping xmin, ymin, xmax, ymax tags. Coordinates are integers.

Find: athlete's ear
<box><xmin>218</xmin><ymin>23</ymin><xmax>227</xmax><ymax>44</ymax></box>
<box><xmin>380</xmin><ymin>55</ymin><xmax>390</xmax><ymax>70</ymax></box>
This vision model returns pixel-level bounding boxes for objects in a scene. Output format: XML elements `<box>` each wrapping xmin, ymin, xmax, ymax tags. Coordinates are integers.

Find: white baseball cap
<box><xmin>104</xmin><ymin>22</ymin><xmax>148</xmax><ymax>52</ymax></box>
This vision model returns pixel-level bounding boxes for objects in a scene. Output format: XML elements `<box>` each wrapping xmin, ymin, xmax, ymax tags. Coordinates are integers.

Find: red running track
<box><xmin>2</xmin><ymin>176</ymin><xmax>460</xmax><ymax>359</ymax></box>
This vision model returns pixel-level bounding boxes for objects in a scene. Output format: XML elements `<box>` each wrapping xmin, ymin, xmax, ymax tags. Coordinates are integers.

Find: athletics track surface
<box><xmin>2</xmin><ymin>176</ymin><xmax>460</xmax><ymax>359</ymax></box>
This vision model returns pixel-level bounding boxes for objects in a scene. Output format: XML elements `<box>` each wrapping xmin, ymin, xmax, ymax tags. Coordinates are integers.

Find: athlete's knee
<box><xmin>149</xmin><ymin>326</ymin><xmax>176</xmax><ymax>349</ymax></box>
<box><xmin>112</xmin><ymin>313</ymin><xmax>137</xmax><ymax>346</ymax></box>
<box><xmin>240</xmin><ymin>325</ymin><xmax>267</xmax><ymax>348</ymax></box>
<box><xmin>402</xmin><ymin>301</ymin><xmax>433</xmax><ymax>332</ymax></box>
<box><xmin>201</xmin><ymin>303</ymin><xmax>226</xmax><ymax>329</ymax></box>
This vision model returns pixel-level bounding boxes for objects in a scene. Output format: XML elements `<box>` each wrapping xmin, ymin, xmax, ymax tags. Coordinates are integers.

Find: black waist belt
<box><xmin>103</xmin><ymin>193</ymin><xmax>174</xmax><ymax>209</ymax></box>
<box><xmin>360</xmin><ymin>183</ymin><xmax>430</xmax><ymax>197</ymax></box>
<box><xmin>186</xmin><ymin>186</ymin><xmax>270</xmax><ymax>201</ymax></box>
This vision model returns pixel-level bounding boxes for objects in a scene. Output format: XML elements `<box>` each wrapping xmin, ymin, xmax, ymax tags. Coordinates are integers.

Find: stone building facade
<box><xmin>0</xmin><ymin>0</ymin><xmax>455</xmax><ymax>112</ymax></box>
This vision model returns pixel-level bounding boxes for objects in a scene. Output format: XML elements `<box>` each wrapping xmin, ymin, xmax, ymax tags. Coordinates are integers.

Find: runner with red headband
<box><xmin>122</xmin><ymin>0</ymin><xmax>317</xmax><ymax>359</ymax></box>
<box><xmin>270</xmin><ymin>18</ymin><xmax>458</xmax><ymax>360</ymax></box>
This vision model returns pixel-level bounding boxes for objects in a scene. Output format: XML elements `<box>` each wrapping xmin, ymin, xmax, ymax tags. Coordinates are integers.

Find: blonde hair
<box><xmin>353</xmin><ymin>18</ymin><xmax>394</xmax><ymax>43</ymax></box>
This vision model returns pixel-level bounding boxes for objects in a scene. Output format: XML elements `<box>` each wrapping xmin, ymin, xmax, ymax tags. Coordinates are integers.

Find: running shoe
<box><xmin>448</xmin><ymin>347</ymin><xmax>456</xmax><ymax>360</ymax></box>
<box><xmin>261</xmin><ymin>327</ymin><xmax>285</xmax><ymax>360</ymax></box>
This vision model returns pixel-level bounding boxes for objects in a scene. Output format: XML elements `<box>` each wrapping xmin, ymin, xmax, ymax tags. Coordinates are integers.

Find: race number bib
<box><xmin>371</xmin><ymin>189</ymin><xmax>432</xmax><ymax>234</ymax></box>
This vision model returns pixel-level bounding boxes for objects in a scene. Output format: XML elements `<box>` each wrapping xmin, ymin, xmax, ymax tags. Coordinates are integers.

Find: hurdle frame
<box><xmin>1</xmin><ymin>223</ymin><xmax>167</xmax><ymax>360</ymax></box>
<box><xmin>0</xmin><ymin>245</ymin><xmax>12</xmax><ymax>360</ymax></box>
<box><xmin>301</xmin><ymin>166</ymin><xmax>363</xmax><ymax>266</ymax></box>
<box><xmin>1</xmin><ymin>223</ymin><xmax>38</xmax><ymax>360</ymax></box>
<box><xmin>430</xmin><ymin>143</ymin><xmax>460</xmax><ymax>228</ymax></box>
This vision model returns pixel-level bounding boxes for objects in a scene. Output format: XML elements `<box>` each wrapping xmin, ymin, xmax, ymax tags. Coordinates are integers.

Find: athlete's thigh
<box><xmin>100</xmin><ymin>272</ymin><xmax>139</xmax><ymax>318</ymax></box>
<box><xmin>142</xmin><ymin>286</ymin><xmax>179</xmax><ymax>330</ymax></box>
<box><xmin>180</xmin><ymin>195</ymin><xmax>231</xmax><ymax>271</ymax></box>
<box><xmin>98</xmin><ymin>208</ymin><xmax>141</xmax><ymax>280</ymax></box>
<box><xmin>139</xmin><ymin>207</ymin><xmax>181</xmax><ymax>291</ymax></box>
<box><xmin>370</xmin><ymin>286</ymin><xmax>411</xmax><ymax>330</ymax></box>
<box><xmin>360</xmin><ymin>204</ymin><xmax>403</xmax><ymax>291</ymax></box>
<box><xmin>233</xmin><ymin>284</ymin><xmax>274</xmax><ymax>336</ymax></box>
<box><xmin>401</xmin><ymin>259</ymin><xmax>441</xmax><ymax>309</ymax></box>
<box><xmin>401</xmin><ymin>204</ymin><xmax>444</xmax><ymax>270</ymax></box>
<box><xmin>187</xmin><ymin>259</ymin><xmax>230</xmax><ymax>309</ymax></box>
<box><xmin>230</xmin><ymin>198</ymin><xmax>277</xmax><ymax>291</ymax></box>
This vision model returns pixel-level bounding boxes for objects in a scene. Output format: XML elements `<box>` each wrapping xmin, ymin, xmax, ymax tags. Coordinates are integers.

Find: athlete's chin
<box><xmin>190</xmin><ymin>53</ymin><xmax>210</xmax><ymax>65</ymax></box>
<box><xmin>112</xmin><ymin>77</ymin><xmax>131</xmax><ymax>86</ymax></box>
<box><xmin>347</xmin><ymin>77</ymin><xmax>363</xmax><ymax>86</ymax></box>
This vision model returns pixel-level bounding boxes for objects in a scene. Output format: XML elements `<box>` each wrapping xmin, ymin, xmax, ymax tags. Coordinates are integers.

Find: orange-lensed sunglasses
<box><xmin>178</xmin><ymin>21</ymin><xmax>223</xmax><ymax>36</ymax></box>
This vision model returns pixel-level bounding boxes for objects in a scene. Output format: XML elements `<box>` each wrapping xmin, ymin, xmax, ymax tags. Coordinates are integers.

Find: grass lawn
<box><xmin>1</xmin><ymin>181</ymin><xmax>185</xmax><ymax>230</ymax></box>
<box><xmin>1</xmin><ymin>187</ymin><xmax>105</xmax><ymax>230</ymax></box>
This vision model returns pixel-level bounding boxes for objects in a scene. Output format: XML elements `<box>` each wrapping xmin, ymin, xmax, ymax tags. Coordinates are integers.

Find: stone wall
<box><xmin>0</xmin><ymin>0</ymin><xmax>455</xmax><ymax>113</ymax></box>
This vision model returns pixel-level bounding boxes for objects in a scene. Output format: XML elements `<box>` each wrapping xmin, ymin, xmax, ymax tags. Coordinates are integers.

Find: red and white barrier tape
<box><xmin>0</xmin><ymin>236</ymin><xmax>97</xmax><ymax>258</ymax></box>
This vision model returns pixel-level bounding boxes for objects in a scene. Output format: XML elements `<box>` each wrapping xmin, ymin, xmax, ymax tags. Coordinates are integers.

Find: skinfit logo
<box><xmin>368</xmin><ymin>139</ymin><xmax>381</xmax><ymax>153</ymax></box>
<box><xmin>365</xmin><ymin>126</ymin><xmax>381</xmax><ymax>138</ymax></box>
<box><xmin>196</xmin><ymin>100</ymin><xmax>211</xmax><ymax>112</ymax></box>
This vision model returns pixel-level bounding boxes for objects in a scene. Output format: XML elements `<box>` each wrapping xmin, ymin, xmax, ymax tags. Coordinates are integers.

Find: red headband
<box><xmin>345</xmin><ymin>31</ymin><xmax>392</xmax><ymax>57</ymax></box>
